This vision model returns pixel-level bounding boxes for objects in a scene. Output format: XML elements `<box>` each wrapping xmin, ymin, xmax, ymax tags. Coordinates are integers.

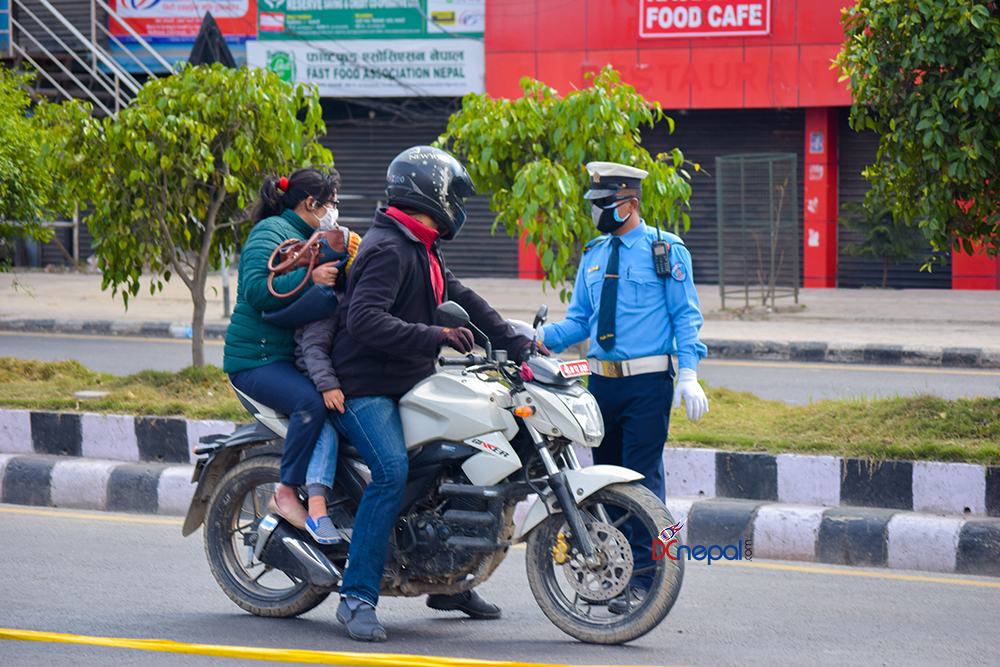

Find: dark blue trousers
<box><xmin>588</xmin><ymin>368</ymin><xmax>673</xmax><ymax>590</ymax></box>
<box><xmin>229</xmin><ymin>362</ymin><xmax>328</xmax><ymax>487</ymax></box>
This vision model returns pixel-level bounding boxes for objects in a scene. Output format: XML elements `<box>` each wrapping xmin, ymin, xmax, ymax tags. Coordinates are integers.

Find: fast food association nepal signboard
<box><xmin>246</xmin><ymin>0</ymin><xmax>484</xmax><ymax>97</ymax></box>
<box><xmin>109</xmin><ymin>1</ymin><xmax>259</xmax><ymax>71</ymax></box>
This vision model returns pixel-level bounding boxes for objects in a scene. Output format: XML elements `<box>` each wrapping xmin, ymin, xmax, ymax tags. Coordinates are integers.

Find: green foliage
<box><xmin>0</xmin><ymin>68</ymin><xmax>52</xmax><ymax>265</ymax></box>
<box><xmin>839</xmin><ymin>201</ymin><xmax>929</xmax><ymax>287</ymax></box>
<box><xmin>34</xmin><ymin>64</ymin><xmax>332</xmax><ymax>365</ymax></box>
<box><xmin>436</xmin><ymin>66</ymin><xmax>694</xmax><ymax>299</ymax></box>
<box><xmin>836</xmin><ymin>1</ymin><xmax>1000</xmax><ymax>258</ymax></box>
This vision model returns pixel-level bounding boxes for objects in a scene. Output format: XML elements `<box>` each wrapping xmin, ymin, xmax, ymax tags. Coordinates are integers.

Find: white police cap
<box><xmin>584</xmin><ymin>161</ymin><xmax>649</xmax><ymax>200</ymax></box>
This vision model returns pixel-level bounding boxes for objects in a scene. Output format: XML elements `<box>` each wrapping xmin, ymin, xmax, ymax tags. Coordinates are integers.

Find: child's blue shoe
<box><xmin>305</xmin><ymin>515</ymin><xmax>343</xmax><ymax>545</ymax></box>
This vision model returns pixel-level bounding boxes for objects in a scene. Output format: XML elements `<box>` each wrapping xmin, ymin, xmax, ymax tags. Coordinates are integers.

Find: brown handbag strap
<box><xmin>268</xmin><ymin>251</ymin><xmax>317</xmax><ymax>298</ymax></box>
<box><xmin>267</xmin><ymin>230</ymin><xmax>323</xmax><ymax>299</ymax></box>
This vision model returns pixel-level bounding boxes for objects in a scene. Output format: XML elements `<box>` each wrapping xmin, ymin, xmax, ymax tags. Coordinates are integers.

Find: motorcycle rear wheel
<box><xmin>525</xmin><ymin>482</ymin><xmax>684</xmax><ymax>644</ymax></box>
<box><xmin>204</xmin><ymin>455</ymin><xmax>330</xmax><ymax>617</ymax></box>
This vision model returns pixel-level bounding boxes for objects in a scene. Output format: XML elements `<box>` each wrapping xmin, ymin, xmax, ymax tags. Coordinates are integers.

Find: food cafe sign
<box><xmin>640</xmin><ymin>0</ymin><xmax>771</xmax><ymax>38</ymax></box>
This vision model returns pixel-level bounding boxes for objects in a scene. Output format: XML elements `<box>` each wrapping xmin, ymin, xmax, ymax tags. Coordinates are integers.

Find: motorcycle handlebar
<box><xmin>439</xmin><ymin>354</ymin><xmax>488</xmax><ymax>367</ymax></box>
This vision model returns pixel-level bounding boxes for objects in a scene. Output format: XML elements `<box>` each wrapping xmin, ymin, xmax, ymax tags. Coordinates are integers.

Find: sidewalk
<box><xmin>3</xmin><ymin>271</ymin><xmax>1000</xmax><ymax>366</ymax></box>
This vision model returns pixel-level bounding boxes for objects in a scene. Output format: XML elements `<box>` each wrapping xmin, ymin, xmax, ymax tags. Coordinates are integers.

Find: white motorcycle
<box><xmin>183</xmin><ymin>302</ymin><xmax>684</xmax><ymax>644</ymax></box>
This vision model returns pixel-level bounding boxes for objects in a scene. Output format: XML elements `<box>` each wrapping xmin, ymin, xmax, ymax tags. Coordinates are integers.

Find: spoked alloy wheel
<box><xmin>203</xmin><ymin>455</ymin><xmax>330</xmax><ymax>617</ymax></box>
<box><xmin>525</xmin><ymin>482</ymin><xmax>684</xmax><ymax>644</ymax></box>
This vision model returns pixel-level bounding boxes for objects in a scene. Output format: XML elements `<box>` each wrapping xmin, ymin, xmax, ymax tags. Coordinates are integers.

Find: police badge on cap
<box><xmin>584</xmin><ymin>162</ymin><xmax>649</xmax><ymax>200</ymax></box>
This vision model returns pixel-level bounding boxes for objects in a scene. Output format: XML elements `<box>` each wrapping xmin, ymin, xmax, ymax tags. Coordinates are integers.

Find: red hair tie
<box><xmin>278</xmin><ymin>176</ymin><xmax>289</xmax><ymax>192</ymax></box>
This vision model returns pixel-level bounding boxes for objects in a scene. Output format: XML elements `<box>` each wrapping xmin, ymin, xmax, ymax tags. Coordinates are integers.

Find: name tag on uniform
<box><xmin>587</xmin><ymin>265</ymin><xmax>600</xmax><ymax>274</ymax></box>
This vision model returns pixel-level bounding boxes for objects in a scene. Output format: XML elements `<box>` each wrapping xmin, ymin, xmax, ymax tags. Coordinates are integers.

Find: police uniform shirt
<box><xmin>541</xmin><ymin>221</ymin><xmax>708</xmax><ymax>371</ymax></box>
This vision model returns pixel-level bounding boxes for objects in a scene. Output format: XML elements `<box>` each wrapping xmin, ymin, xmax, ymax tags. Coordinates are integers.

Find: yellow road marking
<box><xmin>700</xmin><ymin>359</ymin><xmax>1000</xmax><ymax>377</ymax></box>
<box><xmin>722</xmin><ymin>559</ymin><xmax>1000</xmax><ymax>588</ymax></box>
<box><xmin>0</xmin><ymin>506</ymin><xmax>182</xmax><ymax>525</ymax></box>
<box><xmin>0</xmin><ymin>628</ymin><xmax>685</xmax><ymax>667</ymax></box>
<box><xmin>0</xmin><ymin>330</ymin><xmax>224</xmax><ymax>346</ymax></box>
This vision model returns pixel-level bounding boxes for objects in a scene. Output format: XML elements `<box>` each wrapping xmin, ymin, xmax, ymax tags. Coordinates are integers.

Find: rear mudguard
<box><xmin>513</xmin><ymin>465</ymin><xmax>644</xmax><ymax>541</ymax></box>
<box><xmin>181</xmin><ymin>422</ymin><xmax>282</xmax><ymax>537</ymax></box>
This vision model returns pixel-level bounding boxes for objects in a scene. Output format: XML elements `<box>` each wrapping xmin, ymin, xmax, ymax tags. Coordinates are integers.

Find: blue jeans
<box><xmin>306</xmin><ymin>418</ymin><xmax>339</xmax><ymax>490</ymax></box>
<box><xmin>331</xmin><ymin>396</ymin><xmax>408</xmax><ymax>607</ymax></box>
<box><xmin>229</xmin><ymin>362</ymin><xmax>328</xmax><ymax>487</ymax></box>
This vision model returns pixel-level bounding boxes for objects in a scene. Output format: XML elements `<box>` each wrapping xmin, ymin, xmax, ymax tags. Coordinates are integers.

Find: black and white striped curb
<box><xmin>4</xmin><ymin>451</ymin><xmax>998</xmax><ymax>576</ymax></box>
<box><xmin>0</xmin><ymin>409</ymin><xmax>237</xmax><ymax>465</ymax></box>
<box><xmin>0</xmin><ymin>453</ymin><xmax>195</xmax><ymax>516</ymax></box>
<box><xmin>659</xmin><ymin>497</ymin><xmax>1000</xmax><ymax>577</ymax></box>
<box><xmin>703</xmin><ymin>339</ymin><xmax>1000</xmax><ymax>369</ymax></box>
<box><xmin>0</xmin><ymin>318</ymin><xmax>228</xmax><ymax>339</ymax></box>
<box><xmin>3</xmin><ymin>410</ymin><xmax>998</xmax><ymax>518</ymax></box>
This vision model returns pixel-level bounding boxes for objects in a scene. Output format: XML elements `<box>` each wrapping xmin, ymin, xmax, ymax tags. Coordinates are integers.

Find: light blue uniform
<box><xmin>542</xmin><ymin>221</ymin><xmax>707</xmax><ymax>370</ymax></box>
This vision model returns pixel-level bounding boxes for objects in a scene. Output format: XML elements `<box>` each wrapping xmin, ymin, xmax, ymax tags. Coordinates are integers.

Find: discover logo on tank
<box><xmin>639</xmin><ymin>0</ymin><xmax>771</xmax><ymax>38</ymax></box>
<box><xmin>653</xmin><ymin>521</ymin><xmax>754</xmax><ymax>564</ymax></box>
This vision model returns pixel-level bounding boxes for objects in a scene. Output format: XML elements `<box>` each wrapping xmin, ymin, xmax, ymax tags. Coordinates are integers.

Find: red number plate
<box><xmin>559</xmin><ymin>360</ymin><xmax>591</xmax><ymax>378</ymax></box>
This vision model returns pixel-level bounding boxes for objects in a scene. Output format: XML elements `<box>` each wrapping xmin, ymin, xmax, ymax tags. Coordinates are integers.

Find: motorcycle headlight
<box><xmin>561</xmin><ymin>392</ymin><xmax>604</xmax><ymax>446</ymax></box>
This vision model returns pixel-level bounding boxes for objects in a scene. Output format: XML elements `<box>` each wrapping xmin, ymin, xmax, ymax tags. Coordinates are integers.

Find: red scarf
<box><xmin>386</xmin><ymin>207</ymin><xmax>444</xmax><ymax>304</ymax></box>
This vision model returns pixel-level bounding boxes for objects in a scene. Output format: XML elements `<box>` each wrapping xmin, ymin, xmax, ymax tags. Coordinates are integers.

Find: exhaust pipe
<box><xmin>255</xmin><ymin>515</ymin><xmax>342</xmax><ymax>588</ymax></box>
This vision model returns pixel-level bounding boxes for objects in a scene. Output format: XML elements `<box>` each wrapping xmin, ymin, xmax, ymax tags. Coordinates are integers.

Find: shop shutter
<box><xmin>644</xmin><ymin>108</ymin><xmax>806</xmax><ymax>286</ymax></box>
<box><xmin>320</xmin><ymin>100</ymin><xmax>518</xmax><ymax>278</ymax></box>
<box><xmin>837</xmin><ymin>109</ymin><xmax>950</xmax><ymax>288</ymax></box>
<box><xmin>14</xmin><ymin>1</ymin><xmax>106</xmax><ymax>55</ymax></box>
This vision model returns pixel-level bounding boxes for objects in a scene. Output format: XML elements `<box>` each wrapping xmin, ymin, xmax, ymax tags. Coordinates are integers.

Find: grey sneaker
<box><xmin>607</xmin><ymin>586</ymin><xmax>647</xmax><ymax>615</ymax></box>
<box><xmin>336</xmin><ymin>598</ymin><xmax>387</xmax><ymax>642</ymax></box>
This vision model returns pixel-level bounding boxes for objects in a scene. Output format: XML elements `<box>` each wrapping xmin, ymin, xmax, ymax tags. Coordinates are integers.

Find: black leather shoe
<box><xmin>426</xmin><ymin>590</ymin><xmax>501</xmax><ymax>619</ymax></box>
<box><xmin>336</xmin><ymin>598</ymin><xmax>388</xmax><ymax>642</ymax></box>
<box><xmin>607</xmin><ymin>586</ymin><xmax>647</xmax><ymax>615</ymax></box>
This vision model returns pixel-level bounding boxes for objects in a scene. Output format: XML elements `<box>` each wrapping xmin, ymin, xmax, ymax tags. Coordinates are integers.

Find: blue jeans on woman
<box><xmin>229</xmin><ymin>361</ymin><xmax>328</xmax><ymax>487</ymax></box>
<box><xmin>331</xmin><ymin>395</ymin><xmax>408</xmax><ymax>607</ymax></box>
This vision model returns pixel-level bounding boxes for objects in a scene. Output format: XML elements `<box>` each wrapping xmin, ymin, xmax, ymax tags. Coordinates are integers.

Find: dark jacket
<box><xmin>294</xmin><ymin>315</ymin><xmax>340</xmax><ymax>392</ymax></box>
<box><xmin>224</xmin><ymin>209</ymin><xmax>316</xmax><ymax>374</ymax></box>
<box><xmin>332</xmin><ymin>208</ymin><xmax>530</xmax><ymax>399</ymax></box>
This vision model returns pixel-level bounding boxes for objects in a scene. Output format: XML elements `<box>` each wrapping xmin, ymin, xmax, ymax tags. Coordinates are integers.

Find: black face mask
<box><xmin>591</xmin><ymin>199</ymin><xmax>631</xmax><ymax>233</ymax></box>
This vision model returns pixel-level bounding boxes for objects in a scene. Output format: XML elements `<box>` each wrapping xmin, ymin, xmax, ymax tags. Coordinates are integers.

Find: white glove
<box><xmin>673</xmin><ymin>368</ymin><xmax>708</xmax><ymax>421</ymax></box>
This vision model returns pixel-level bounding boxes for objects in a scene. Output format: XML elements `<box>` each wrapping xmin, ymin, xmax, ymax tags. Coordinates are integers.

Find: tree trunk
<box><xmin>190</xmin><ymin>268</ymin><xmax>209</xmax><ymax>368</ymax></box>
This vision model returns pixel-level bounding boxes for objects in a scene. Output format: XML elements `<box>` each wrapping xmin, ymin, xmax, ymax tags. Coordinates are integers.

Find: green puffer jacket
<box><xmin>223</xmin><ymin>209</ymin><xmax>316</xmax><ymax>374</ymax></box>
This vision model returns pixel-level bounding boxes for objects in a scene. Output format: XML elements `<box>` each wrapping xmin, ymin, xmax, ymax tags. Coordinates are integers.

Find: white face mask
<box><xmin>315</xmin><ymin>203</ymin><xmax>339</xmax><ymax>231</ymax></box>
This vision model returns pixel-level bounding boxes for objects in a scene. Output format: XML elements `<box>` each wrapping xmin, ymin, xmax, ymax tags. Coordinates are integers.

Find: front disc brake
<box><xmin>560</xmin><ymin>521</ymin><xmax>633</xmax><ymax>601</ymax></box>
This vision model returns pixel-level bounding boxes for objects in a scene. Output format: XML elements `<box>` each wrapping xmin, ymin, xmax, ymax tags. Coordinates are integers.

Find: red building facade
<box><xmin>485</xmin><ymin>0</ymin><xmax>998</xmax><ymax>289</ymax></box>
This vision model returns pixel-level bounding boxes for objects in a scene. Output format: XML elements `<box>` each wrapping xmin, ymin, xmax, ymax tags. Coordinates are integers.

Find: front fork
<box><xmin>525</xmin><ymin>424</ymin><xmax>601</xmax><ymax>569</ymax></box>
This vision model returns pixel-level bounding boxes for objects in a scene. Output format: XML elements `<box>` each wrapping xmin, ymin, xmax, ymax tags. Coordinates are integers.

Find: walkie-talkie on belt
<box><xmin>652</xmin><ymin>219</ymin><xmax>670</xmax><ymax>277</ymax></box>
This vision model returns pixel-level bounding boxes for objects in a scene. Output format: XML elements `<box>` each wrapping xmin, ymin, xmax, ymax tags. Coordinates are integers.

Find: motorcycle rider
<box><xmin>328</xmin><ymin>146</ymin><xmax>533</xmax><ymax>642</ymax></box>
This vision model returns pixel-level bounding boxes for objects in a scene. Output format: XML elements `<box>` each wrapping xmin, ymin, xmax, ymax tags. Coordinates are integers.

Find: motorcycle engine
<box><xmin>400</xmin><ymin>498</ymin><xmax>486</xmax><ymax>581</ymax></box>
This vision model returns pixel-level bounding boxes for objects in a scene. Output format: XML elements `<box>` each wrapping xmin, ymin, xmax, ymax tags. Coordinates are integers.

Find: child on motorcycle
<box><xmin>292</xmin><ymin>225</ymin><xmax>361</xmax><ymax>545</ymax></box>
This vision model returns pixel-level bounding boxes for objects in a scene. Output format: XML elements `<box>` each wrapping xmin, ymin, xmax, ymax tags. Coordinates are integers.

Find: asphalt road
<box><xmin>2</xmin><ymin>332</ymin><xmax>999</xmax><ymax>404</ymax></box>
<box><xmin>0</xmin><ymin>505</ymin><xmax>997</xmax><ymax>667</ymax></box>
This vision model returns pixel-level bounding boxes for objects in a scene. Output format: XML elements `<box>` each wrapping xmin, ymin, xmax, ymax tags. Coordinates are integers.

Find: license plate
<box><xmin>559</xmin><ymin>360</ymin><xmax>591</xmax><ymax>378</ymax></box>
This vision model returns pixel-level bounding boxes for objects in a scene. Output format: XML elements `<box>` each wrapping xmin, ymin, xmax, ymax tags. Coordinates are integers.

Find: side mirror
<box><xmin>436</xmin><ymin>301</ymin><xmax>471</xmax><ymax>329</ymax></box>
<box><xmin>532</xmin><ymin>304</ymin><xmax>548</xmax><ymax>329</ymax></box>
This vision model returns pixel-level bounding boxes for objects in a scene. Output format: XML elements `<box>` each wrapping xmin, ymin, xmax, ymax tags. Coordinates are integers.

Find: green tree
<box><xmin>836</xmin><ymin>1</ymin><xmax>1000</xmax><ymax>258</ymax></box>
<box><xmin>36</xmin><ymin>64</ymin><xmax>331</xmax><ymax>367</ymax></box>
<box><xmin>839</xmin><ymin>201</ymin><xmax>929</xmax><ymax>288</ymax></box>
<box><xmin>436</xmin><ymin>66</ymin><xmax>694</xmax><ymax>299</ymax></box>
<box><xmin>0</xmin><ymin>68</ymin><xmax>52</xmax><ymax>268</ymax></box>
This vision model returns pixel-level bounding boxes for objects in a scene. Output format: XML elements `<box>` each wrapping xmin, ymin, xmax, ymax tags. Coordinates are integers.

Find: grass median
<box><xmin>1</xmin><ymin>358</ymin><xmax>998</xmax><ymax>465</ymax></box>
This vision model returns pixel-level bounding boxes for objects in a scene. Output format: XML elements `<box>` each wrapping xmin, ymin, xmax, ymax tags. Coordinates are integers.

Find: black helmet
<box><xmin>385</xmin><ymin>146</ymin><xmax>476</xmax><ymax>241</ymax></box>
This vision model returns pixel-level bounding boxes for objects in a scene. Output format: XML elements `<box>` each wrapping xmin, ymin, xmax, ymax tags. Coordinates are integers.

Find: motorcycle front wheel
<box><xmin>525</xmin><ymin>482</ymin><xmax>684</xmax><ymax>644</ymax></box>
<box><xmin>203</xmin><ymin>455</ymin><xmax>330</xmax><ymax>617</ymax></box>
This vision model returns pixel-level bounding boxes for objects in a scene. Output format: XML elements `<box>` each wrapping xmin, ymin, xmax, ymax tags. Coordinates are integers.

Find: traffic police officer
<box><xmin>539</xmin><ymin>161</ymin><xmax>708</xmax><ymax>612</ymax></box>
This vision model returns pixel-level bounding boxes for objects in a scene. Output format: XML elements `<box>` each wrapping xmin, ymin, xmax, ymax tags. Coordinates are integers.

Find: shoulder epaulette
<box><xmin>583</xmin><ymin>236</ymin><xmax>606</xmax><ymax>252</ymax></box>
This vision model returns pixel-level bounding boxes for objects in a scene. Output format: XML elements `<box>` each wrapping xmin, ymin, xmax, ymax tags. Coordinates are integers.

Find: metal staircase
<box><xmin>1</xmin><ymin>0</ymin><xmax>171</xmax><ymax>116</ymax></box>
